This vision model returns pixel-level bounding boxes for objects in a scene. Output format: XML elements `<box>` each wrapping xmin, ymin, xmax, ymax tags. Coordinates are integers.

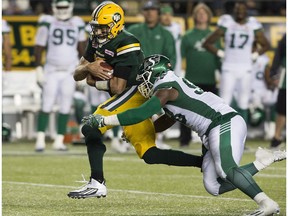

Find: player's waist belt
<box><xmin>205</xmin><ymin>112</ymin><xmax>239</xmax><ymax>136</ymax></box>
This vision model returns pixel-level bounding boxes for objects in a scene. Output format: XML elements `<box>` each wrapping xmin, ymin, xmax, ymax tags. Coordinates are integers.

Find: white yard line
<box><xmin>3</xmin><ymin>180</ymin><xmax>252</xmax><ymax>202</ymax></box>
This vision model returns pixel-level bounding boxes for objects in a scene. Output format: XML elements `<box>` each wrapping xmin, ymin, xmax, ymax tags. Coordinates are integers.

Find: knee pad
<box><xmin>81</xmin><ymin>124</ymin><xmax>102</xmax><ymax>144</ymax></box>
<box><xmin>203</xmin><ymin>178</ymin><xmax>221</xmax><ymax>196</ymax></box>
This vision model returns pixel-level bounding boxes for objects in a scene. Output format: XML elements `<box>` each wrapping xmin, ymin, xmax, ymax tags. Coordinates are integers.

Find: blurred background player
<box><xmin>265</xmin><ymin>34</ymin><xmax>286</xmax><ymax>148</ymax></box>
<box><xmin>160</xmin><ymin>4</ymin><xmax>182</xmax><ymax>77</ymax></box>
<box><xmin>203</xmin><ymin>1</ymin><xmax>270</xmax><ymax>123</ymax></box>
<box><xmin>34</xmin><ymin>0</ymin><xmax>86</xmax><ymax>151</ymax></box>
<box><xmin>127</xmin><ymin>0</ymin><xmax>176</xmax><ymax>67</ymax></box>
<box><xmin>2</xmin><ymin>19</ymin><xmax>12</xmax><ymax>71</ymax></box>
<box><xmin>246</xmin><ymin>42</ymin><xmax>278</xmax><ymax>140</ymax></box>
<box><xmin>127</xmin><ymin>0</ymin><xmax>176</xmax><ymax>149</ymax></box>
<box><xmin>180</xmin><ymin>3</ymin><xmax>221</xmax><ymax>147</ymax></box>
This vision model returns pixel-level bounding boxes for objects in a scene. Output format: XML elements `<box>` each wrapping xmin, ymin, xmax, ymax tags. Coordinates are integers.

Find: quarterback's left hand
<box><xmin>82</xmin><ymin>114</ymin><xmax>105</xmax><ymax>128</ymax></box>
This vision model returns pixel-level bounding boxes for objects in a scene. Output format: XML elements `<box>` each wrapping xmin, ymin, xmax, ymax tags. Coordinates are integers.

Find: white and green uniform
<box><xmin>250</xmin><ymin>54</ymin><xmax>278</xmax><ymax>107</ymax></box>
<box><xmin>218</xmin><ymin>15</ymin><xmax>263</xmax><ymax>110</ymax></box>
<box><xmin>115</xmin><ymin>71</ymin><xmax>248</xmax><ymax>196</ymax></box>
<box><xmin>35</xmin><ymin>15</ymin><xmax>86</xmax><ymax>113</ymax></box>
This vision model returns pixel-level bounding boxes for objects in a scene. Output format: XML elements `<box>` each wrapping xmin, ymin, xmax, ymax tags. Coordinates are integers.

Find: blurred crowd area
<box><xmin>3</xmin><ymin>0</ymin><xmax>286</xmax><ymax>17</ymax></box>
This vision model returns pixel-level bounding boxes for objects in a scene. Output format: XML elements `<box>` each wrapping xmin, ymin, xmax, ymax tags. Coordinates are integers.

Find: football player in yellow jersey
<box><xmin>68</xmin><ymin>1</ymin><xmax>203</xmax><ymax>199</ymax></box>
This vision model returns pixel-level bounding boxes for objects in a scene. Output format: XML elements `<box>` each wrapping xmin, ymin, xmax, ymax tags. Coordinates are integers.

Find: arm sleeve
<box><xmin>35</xmin><ymin>24</ymin><xmax>49</xmax><ymax>47</ymax></box>
<box><xmin>117</xmin><ymin>96</ymin><xmax>162</xmax><ymax>125</ymax></box>
<box><xmin>83</xmin><ymin>38</ymin><xmax>95</xmax><ymax>62</ymax></box>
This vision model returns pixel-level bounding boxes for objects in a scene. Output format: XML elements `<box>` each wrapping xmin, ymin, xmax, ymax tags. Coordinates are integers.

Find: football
<box><xmin>100</xmin><ymin>61</ymin><xmax>114</xmax><ymax>75</ymax></box>
<box><xmin>86</xmin><ymin>62</ymin><xmax>113</xmax><ymax>86</ymax></box>
<box><xmin>100</xmin><ymin>61</ymin><xmax>113</xmax><ymax>70</ymax></box>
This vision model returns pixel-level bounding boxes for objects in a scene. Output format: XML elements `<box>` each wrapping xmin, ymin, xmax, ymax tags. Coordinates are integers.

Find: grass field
<box><xmin>2</xmin><ymin>139</ymin><xmax>286</xmax><ymax>216</ymax></box>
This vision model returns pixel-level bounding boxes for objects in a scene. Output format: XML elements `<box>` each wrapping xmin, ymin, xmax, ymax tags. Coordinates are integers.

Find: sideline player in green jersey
<box><xmin>84</xmin><ymin>54</ymin><xmax>286</xmax><ymax>216</ymax></box>
<box><xmin>68</xmin><ymin>1</ymin><xmax>203</xmax><ymax>200</ymax></box>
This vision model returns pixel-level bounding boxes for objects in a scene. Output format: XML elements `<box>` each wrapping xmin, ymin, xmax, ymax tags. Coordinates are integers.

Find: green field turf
<box><xmin>2</xmin><ymin>139</ymin><xmax>286</xmax><ymax>216</ymax></box>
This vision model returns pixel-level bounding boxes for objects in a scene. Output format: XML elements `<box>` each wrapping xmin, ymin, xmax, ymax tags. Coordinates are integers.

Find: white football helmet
<box><xmin>52</xmin><ymin>0</ymin><xmax>74</xmax><ymax>20</ymax></box>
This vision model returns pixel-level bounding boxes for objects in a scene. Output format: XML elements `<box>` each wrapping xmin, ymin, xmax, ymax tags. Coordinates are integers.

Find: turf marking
<box><xmin>3</xmin><ymin>180</ymin><xmax>253</xmax><ymax>202</ymax></box>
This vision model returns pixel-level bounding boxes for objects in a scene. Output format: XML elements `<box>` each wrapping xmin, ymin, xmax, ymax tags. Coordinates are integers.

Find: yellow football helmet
<box><xmin>90</xmin><ymin>1</ymin><xmax>125</xmax><ymax>44</ymax></box>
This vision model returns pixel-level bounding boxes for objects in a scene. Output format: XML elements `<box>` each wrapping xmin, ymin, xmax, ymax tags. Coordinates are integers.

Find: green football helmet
<box><xmin>137</xmin><ymin>54</ymin><xmax>172</xmax><ymax>98</ymax></box>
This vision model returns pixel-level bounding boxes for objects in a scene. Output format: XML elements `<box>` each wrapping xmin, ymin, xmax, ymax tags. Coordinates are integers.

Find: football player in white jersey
<box><xmin>34</xmin><ymin>0</ymin><xmax>86</xmax><ymax>151</ymax></box>
<box><xmin>249</xmin><ymin>49</ymin><xmax>278</xmax><ymax>139</ymax></box>
<box><xmin>83</xmin><ymin>55</ymin><xmax>285</xmax><ymax>216</ymax></box>
<box><xmin>203</xmin><ymin>1</ymin><xmax>270</xmax><ymax>123</ymax></box>
<box><xmin>2</xmin><ymin>19</ymin><xmax>12</xmax><ymax>71</ymax></box>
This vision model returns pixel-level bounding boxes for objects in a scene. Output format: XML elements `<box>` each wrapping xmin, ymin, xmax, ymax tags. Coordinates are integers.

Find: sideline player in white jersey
<box><xmin>83</xmin><ymin>55</ymin><xmax>285</xmax><ymax>216</ymax></box>
<box><xmin>34</xmin><ymin>0</ymin><xmax>86</xmax><ymax>151</ymax></box>
<box><xmin>2</xmin><ymin>19</ymin><xmax>12</xmax><ymax>71</ymax></box>
<box><xmin>203</xmin><ymin>1</ymin><xmax>270</xmax><ymax>123</ymax></box>
<box><xmin>249</xmin><ymin>50</ymin><xmax>278</xmax><ymax>139</ymax></box>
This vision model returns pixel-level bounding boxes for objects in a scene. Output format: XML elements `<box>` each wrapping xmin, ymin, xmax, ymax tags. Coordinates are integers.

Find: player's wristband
<box><xmin>103</xmin><ymin>115</ymin><xmax>120</xmax><ymax>126</ymax></box>
<box><xmin>216</xmin><ymin>49</ymin><xmax>225</xmax><ymax>58</ymax></box>
<box><xmin>95</xmin><ymin>80</ymin><xmax>110</xmax><ymax>91</ymax></box>
<box><xmin>251</xmin><ymin>52</ymin><xmax>259</xmax><ymax>61</ymax></box>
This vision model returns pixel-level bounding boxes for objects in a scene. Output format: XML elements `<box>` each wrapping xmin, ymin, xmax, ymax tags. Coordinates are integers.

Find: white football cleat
<box><xmin>52</xmin><ymin>134</ymin><xmax>68</xmax><ymax>151</ymax></box>
<box><xmin>254</xmin><ymin>147</ymin><xmax>286</xmax><ymax>171</ymax></box>
<box><xmin>245</xmin><ymin>199</ymin><xmax>280</xmax><ymax>216</ymax></box>
<box><xmin>68</xmin><ymin>177</ymin><xmax>107</xmax><ymax>199</ymax></box>
<box><xmin>35</xmin><ymin>132</ymin><xmax>46</xmax><ymax>152</ymax></box>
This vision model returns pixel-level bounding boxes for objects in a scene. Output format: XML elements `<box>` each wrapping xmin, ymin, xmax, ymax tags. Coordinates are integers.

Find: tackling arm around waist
<box><xmin>104</xmin><ymin>96</ymin><xmax>162</xmax><ymax>126</ymax></box>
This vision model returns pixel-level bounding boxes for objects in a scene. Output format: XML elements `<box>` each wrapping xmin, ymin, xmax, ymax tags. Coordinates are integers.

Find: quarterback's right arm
<box><xmin>74</xmin><ymin>57</ymin><xmax>112</xmax><ymax>81</ymax></box>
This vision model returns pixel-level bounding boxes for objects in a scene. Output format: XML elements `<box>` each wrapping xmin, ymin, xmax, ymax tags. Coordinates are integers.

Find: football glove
<box><xmin>82</xmin><ymin>114</ymin><xmax>105</xmax><ymax>128</ymax></box>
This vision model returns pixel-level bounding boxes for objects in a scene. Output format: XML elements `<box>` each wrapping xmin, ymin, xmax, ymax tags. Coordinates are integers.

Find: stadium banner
<box><xmin>3</xmin><ymin>16</ymin><xmax>286</xmax><ymax>70</ymax></box>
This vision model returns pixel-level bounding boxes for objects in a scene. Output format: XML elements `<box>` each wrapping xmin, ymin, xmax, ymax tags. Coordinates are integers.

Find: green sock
<box><xmin>112</xmin><ymin>126</ymin><xmax>119</xmax><ymax>137</ymax></box>
<box><xmin>226</xmin><ymin>167</ymin><xmax>262</xmax><ymax>199</ymax></box>
<box><xmin>238</xmin><ymin>108</ymin><xmax>248</xmax><ymax>123</ymax></box>
<box><xmin>74</xmin><ymin>98</ymin><xmax>86</xmax><ymax>124</ymax></box>
<box><xmin>86</xmin><ymin>129</ymin><xmax>106</xmax><ymax>182</ymax></box>
<box><xmin>57</xmin><ymin>113</ymin><xmax>69</xmax><ymax>135</ymax></box>
<box><xmin>270</xmin><ymin>105</ymin><xmax>276</xmax><ymax>121</ymax></box>
<box><xmin>37</xmin><ymin>112</ymin><xmax>49</xmax><ymax>132</ymax></box>
<box><xmin>219</xmin><ymin>163</ymin><xmax>258</xmax><ymax>194</ymax></box>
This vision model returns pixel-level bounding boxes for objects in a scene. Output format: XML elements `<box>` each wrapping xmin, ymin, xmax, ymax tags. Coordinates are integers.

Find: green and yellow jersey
<box><xmin>84</xmin><ymin>29</ymin><xmax>144</xmax><ymax>87</ymax></box>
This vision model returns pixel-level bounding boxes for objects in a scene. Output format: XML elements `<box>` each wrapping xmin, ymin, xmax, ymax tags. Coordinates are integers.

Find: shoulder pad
<box><xmin>38</xmin><ymin>15</ymin><xmax>53</xmax><ymax>24</ymax></box>
<box><xmin>247</xmin><ymin>17</ymin><xmax>263</xmax><ymax>30</ymax></box>
<box><xmin>70</xmin><ymin>16</ymin><xmax>86</xmax><ymax>26</ymax></box>
<box><xmin>116</xmin><ymin>32</ymin><xmax>141</xmax><ymax>56</ymax></box>
<box><xmin>217</xmin><ymin>15</ymin><xmax>233</xmax><ymax>27</ymax></box>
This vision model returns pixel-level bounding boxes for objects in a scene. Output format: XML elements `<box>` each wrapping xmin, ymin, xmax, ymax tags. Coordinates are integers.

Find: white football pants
<box><xmin>201</xmin><ymin>115</ymin><xmax>247</xmax><ymax>196</ymax></box>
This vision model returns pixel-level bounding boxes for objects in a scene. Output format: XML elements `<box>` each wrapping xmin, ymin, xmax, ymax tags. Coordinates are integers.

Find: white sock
<box><xmin>53</xmin><ymin>134</ymin><xmax>64</xmax><ymax>146</ymax></box>
<box><xmin>253</xmin><ymin>192</ymin><xmax>270</xmax><ymax>204</ymax></box>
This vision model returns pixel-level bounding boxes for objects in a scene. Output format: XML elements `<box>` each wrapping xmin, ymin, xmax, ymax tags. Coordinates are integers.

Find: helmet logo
<box><xmin>113</xmin><ymin>13</ymin><xmax>121</xmax><ymax>23</ymax></box>
<box><xmin>144</xmin><ymin>55</ymin><xmax>160</xmax><ymax>71</ymax></box>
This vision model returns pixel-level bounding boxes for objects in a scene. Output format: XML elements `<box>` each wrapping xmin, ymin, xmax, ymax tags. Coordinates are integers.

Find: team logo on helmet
<box><xmin>113</xmin><ymin>13</ymin><xmax>121</xmax><ymax>23</ymax></box>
